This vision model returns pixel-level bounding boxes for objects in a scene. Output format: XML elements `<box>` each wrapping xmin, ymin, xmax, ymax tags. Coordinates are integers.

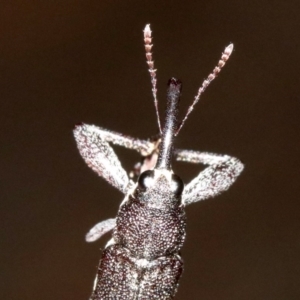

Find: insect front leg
<box><xmin>174</xmin><ymin>149</ymin><xmax>244</xmax><ymax>205</ymax></box>
<box><xmin>74</xmin><ymin>123</ymin><xmax>156</xmax><ymax>193</ymax></box>
<box><xmin>74</xmin><ymin>123</ymin><xmax>157</xmax><ymax>241</ymax></box>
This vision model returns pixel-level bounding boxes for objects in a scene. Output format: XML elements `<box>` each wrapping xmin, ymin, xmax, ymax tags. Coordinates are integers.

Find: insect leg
<box><xmin>85</xmin><ymin>218</ymin><xmax>116</xmax><ymax>242</ymax></box>
<box><xmin>174</xmin><ymin>149</ymin><xmax>244</xmax><ymax>205</ymax></box>
<box><xmin>74</xmin><ymin>123</ymin><xmax>155</xmax><ymax>194</ymax></box>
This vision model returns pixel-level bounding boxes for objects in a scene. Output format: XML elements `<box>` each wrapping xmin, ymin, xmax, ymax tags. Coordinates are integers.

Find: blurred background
<box><xmin>1</xmin><ymin>1</ymin><xmax>300</xmax><ymax>299</ymax></box>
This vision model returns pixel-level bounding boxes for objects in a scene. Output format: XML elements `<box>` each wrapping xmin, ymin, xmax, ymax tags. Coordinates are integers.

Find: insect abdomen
<box><xmin>91</xmin><ymin>244</ymin><xmax>183</xmax><ymax>299</ymax></box>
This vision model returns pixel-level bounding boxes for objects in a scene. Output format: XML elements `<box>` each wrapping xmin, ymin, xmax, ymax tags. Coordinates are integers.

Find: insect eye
<box><xmin>171</xmin><ymin>174</ymin><xmax>184</xmax><ymax>196</ymax></box>
<box><xmin>138</xmin><ymin>170</ymin><xmax>155</xmax><ymax>190</ymax></box>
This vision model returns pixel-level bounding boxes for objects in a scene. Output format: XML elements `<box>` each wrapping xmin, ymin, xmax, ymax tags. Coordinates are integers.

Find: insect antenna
<box><xmin>176</xmin><ymin>43</ymin><xmax>234</xmax><ymax>135</ymax></box>
<box><xmin>144</xmin><ymin>24</ymin><xmax>162</xmax><ymax>134</ymax></box>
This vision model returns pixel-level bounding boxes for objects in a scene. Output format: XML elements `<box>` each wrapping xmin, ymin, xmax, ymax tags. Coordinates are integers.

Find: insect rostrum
<box><xmin>74</xmin><ymin>25</ymin><xmax>243</xmax><ymax>299</ymax></box>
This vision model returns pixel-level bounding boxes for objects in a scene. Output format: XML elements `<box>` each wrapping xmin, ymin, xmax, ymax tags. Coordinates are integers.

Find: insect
<box><xmin>74</xmin><ymin>24</ymin><xmax>244</xmax><ymax>300</ymax></box>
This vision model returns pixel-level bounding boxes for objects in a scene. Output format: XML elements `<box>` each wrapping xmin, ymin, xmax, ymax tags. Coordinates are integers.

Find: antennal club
<box><xmin>144</xmin><ymin>24</ymin><xmax>162</xmax><ymax>134</ymax></box>
<box><xmin>176</xmin><ymin>43</ymin><xmax>234</xmax><ymax>135</ymax></box>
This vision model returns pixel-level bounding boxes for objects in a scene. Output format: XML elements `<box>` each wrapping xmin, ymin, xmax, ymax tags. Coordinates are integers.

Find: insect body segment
<box><xmin>73</xmin><ymin>25</ymin><xmax>244</xmax><ymax>299</ymax></box>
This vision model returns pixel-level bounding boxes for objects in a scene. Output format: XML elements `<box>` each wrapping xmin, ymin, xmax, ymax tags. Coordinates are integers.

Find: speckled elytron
<box><xmin>74</xmin><ymin>25</ymin><xmax>243</xmax><ymax>299</ymax></box>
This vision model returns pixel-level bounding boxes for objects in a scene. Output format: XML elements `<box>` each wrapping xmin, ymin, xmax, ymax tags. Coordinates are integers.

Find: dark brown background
<box><xmin>2</xmin><ymin>1</ymin><xmax>300</xmax><ymax>299</ymax></box>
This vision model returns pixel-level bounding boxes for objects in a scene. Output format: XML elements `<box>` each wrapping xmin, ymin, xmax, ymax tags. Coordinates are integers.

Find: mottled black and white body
<box><xmin>73</xmin><ymin>25</ymin><xmax>244</xmax><ymax>299</ymax></box>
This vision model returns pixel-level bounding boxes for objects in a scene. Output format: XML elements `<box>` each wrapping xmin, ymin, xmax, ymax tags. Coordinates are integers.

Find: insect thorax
<box><xmin>113</xmin><ymin>171</ymin><xmax>186</xmax><ymax>260</ymax></box>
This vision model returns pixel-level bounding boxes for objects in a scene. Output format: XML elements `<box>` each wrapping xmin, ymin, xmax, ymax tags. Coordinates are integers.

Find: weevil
<box><xmin>74</xmin><ymin>24</ymin><xmax>244</xmax><ymax>300</ymax></box>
